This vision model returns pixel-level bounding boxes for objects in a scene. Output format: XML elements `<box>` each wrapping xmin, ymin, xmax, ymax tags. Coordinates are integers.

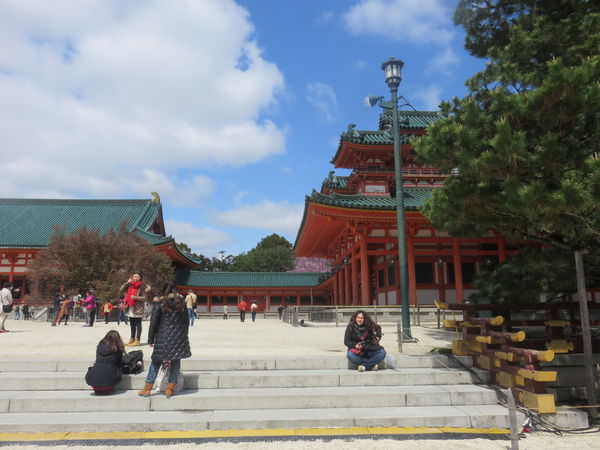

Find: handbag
<box><xmin>154</xmin><ymin>362</ymin><xmax>184</xmax><ymax>392</ymax></box>
<box><xmin>2</xmin><ymin>304</ymin><xmax>12</xmax><ymax>313</ymax></box>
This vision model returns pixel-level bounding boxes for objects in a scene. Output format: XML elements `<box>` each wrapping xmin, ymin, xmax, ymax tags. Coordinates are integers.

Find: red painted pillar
<box><xmin>498</xmin><ymin>238</ymin><xmax>507</xmax><ymax>263</ymax></box>
<box><xmin>332</xmin><ymin>273</ymin><xmax>338</xmax><ymax>305</ymax></box>
<box><xmin>351</xmin><ymin>255</ymin><xmax>359</xmax><ymax>305</ymax></box>
<box><xmin>360</xmin><ymin>235</ymin><xmax>370</xmax><ymax>306</ymax></box>
<box><xmin>338</xmin><ymin>269</ymin><xmax>345</xmax><ymax>305</ymax></box>
<box><xmin>207</xmin><ymin>294</ymin><xmax>212</xmax><ymax>313</ymax></box>
<box><xmin>344</xmin><ymin>263</ymin><xmax>351</xmax><ymax>307</ymax></box>
<box><xmin>437</xmin><ymin>260</ymin><xmax>446</xmax><ymax>302</ymax></box>
<box><xmin>407</xmin><ymin>236</ymin><xmax>417</xmax><ymax>306</ymax></box>
<box><xmin>452</xmin><ymin>239</ymin><xmax>464</xmax><ymax>304</ymax></box>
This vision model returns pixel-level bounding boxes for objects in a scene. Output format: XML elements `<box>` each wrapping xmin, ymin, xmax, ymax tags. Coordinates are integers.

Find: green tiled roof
<box><xmin>0</xmin><ymin>198</ymin><xmax>162</xmax><ymax>248</ymax></box>
<box><xmin>339</xmin><ymin>126</ymin><xmax>411</xmax><ymax>147</ymax></box>
<box><xmin>379</xmin><ymin>110</ymin><xmax>443</xmax><ymax>130</ymax></box>
<box><xmin>308</xmin><ymin>187</ymin><xmax>436</xmax><ymax>211</ymax></box>
<box><xmin>322</xmin><ymin>174</ymin><xmax>349</xmax><ymax>190</ymax></box>
<box><xmin>176</xmin><ymin>271</ymin><xmax>326</xmax><ymax>287</ymax></box>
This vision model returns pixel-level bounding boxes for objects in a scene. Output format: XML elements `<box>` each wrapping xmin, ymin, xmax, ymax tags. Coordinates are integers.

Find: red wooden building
<box><xmin>294</xmin><ymin>110</ymin><xmax>520</xmax><ymax>306</ymax></box>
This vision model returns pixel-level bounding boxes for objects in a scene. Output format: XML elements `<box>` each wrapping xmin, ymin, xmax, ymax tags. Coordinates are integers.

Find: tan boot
<box><xmin>165</xmin><ymin>383</ymin><xmax>177</xmax><ymax>398</ymax></box>
<box><xmin>131</xmin><ymin>338</ymin><xmax>141</xmax><ymax>346</ymax></box>
<box><xmin>125</xmin><ymin>338</ymin><xmax>135</xmax><ymax>346</ymax></box>
<box><xmin>138</xmin><ymin>382</ymin><xmax>153</xmax><ymax>397</ymax></box>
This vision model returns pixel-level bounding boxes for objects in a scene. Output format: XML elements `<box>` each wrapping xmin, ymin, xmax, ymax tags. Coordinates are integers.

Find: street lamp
<box><xmin>381</xmin><ymin>57</ymin><xmax>412</xmax><ymax>340</ymax></box>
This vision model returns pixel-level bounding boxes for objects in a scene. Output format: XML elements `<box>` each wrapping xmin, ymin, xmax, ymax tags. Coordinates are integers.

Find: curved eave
<box><xmin>153</xmin><ymin>240</ymin><xmax>200</xmax><ymax>269</ymax></box>
<box><xmin>331</xmin><ymin>141</ymin><xmax>412</xmax><ymax>169</ymax></box>
<box><xmin>294</xmin><ymin>199</ymin><xmax>421</xmax><ymax>258</ymax></box>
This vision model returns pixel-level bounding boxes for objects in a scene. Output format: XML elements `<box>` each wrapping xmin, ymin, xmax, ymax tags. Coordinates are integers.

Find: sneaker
<box><xmin>372</xmin><ymin>364</ymin><xmax>379</xmax><ymax>371</ymax></box>
<box><xmin>357</xmin><ymin>365</ymin><xmax>366</xmax><ymax>372</ymax></box>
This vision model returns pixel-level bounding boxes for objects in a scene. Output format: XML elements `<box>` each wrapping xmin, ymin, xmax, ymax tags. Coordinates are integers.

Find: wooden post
<box><xmin>352</xmin><ymin>255</ymin><xmax>359</xmax><ymax>305</ymax></box>
<box><xmin>407</xmin><ymin>236</ymin><xmax>417</xmax><ymax>305</ymax></box>
<box><xmin>574</xmin><ymin>249</ymin><xmax>598</xmax><ymax>417</ymax></box>
<box><xmin>507</xmin><ymin>389</ymin><xmax>520</xmax><ymax>450</ymax></box>
<box><xmin>452</xmin><ymin>239</ymin><xmax>464</xmax><ymax>304</ymax></box>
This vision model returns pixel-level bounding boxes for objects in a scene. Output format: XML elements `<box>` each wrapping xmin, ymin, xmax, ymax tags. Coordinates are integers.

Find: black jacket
<box><xmin>148</xmin><ymin>303</ymin><xmax>191</xmax><ymax>362</ymax></box>
<box><xmin>344</xmin><ymin>322</ymin><xmax>383</xmax><ymax>352</ymax></box>
<box><xmin>85</xmin><ymin>343</ymin><xmax>123</xmax><ymax>387</ymax></box>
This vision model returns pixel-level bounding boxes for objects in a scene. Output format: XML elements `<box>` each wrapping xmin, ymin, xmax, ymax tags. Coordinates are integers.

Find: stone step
<box><xmin>0</xmin><ymin>367</ymin><xmax>481</xmax><ymax>391</ymax></box>
<box><xmin>0</xmin><ymin>405</ymin><xmax>511</xmax><ymax>433</ymax></box>
<box><xmin>0</xmin><ymin>354</ymin><xmax>472</xmax><ymax>372</ymax></box>
<box><xmin>0</xmin><ymin>384</ymin><xmax>498</xmax><ymax>413</ymax></box>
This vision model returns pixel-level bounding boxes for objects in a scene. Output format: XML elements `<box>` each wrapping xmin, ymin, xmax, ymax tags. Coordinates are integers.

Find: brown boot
<box><xmin>138</xmin><ymin>382</ymin><xmax>153</xmax><ymax>397</ymax></box>
<box><xmin>131</xmin><ymin>338</ymin><xmax>141</xmax><ymax>346</ymax></box>
<box><xmin>165</xmin><ymin>383</ymin><xmax>177</xmax><ymax>398</ymax></box>
<box><xmin>125</xmin><ymin>338</ymin><xmax>135</xmax><ymax>346</ymax></box>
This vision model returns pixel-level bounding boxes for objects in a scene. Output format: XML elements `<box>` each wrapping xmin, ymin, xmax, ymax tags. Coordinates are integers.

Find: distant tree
<box><xmin>30</xmin><ymin>226</ymin><xmax>174</xmax><ymax>302</ymax></box>
<box><xmin>414</xmin><ymin>0</ymin><xmax>600</xmax><ymax>302</ymax></box>
<box><xmin>230</xmin><ymin>234</ymin><xmax>294</xmax><ymax>272</ymax></box>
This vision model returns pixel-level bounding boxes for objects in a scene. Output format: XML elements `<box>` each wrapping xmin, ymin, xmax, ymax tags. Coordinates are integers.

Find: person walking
<box><xmin>0</xmin><ymin>282</ymin><xmax>14</xmax><ymax>333</ymax></box>
<box><xmin>238</xmin><ymin>298</ymin><xmax>247</xmax><ymax>322</ymax></box>
<box><xmin>103</xmin><ymin>301</ymin><xmax>113</xmax><ymax>324</ymax></box>
<box><xmin>117</xmin><ymin>298</ymin><xmax>129</xmax><ymax>325</ymax></box>
<box><xmin>222</xmin><ymin>304</ymin><xmax>228</xmax><ymax>320</ymax></box>
<box><xmin>22</xmin><ymin>303</ymin><xmax>29</xmax><ymax>320</ymax></box>
<box><xmin>81</xmin><ymin>290</ymin><xmax>97</xmax><ymax>327</ymax></box>
<box><xmin>184</xmin><ymin>290</ymin><xmax>197</xmax><ymax>326</ymax></box>
<box><xmin>138</xmin><ymin>287</ymin><xmax>191</xmax><ymax>398</ymax></box>
<box><xmin>120</xmin><ymin>272</ymin><xmax>150</xmax><ymax>346</ymax></box>
<box><xmin>250</xmin><ymin>301</ymin><xmax>258</xmax><ymax>322</ymax></box>
<box><xmin>52</xmin><ymin>293</ymin><xmax>62</xmax><ymax>326</ymax></box>
<box><xmin>58</xmin><ymin>297</ymin><xmax>74</xmax><ymax>325</ymax></box>
<box><xmin>13</xmin><ymin>304</ymin><xmax>20</xmax><ymax>321</ymax></box>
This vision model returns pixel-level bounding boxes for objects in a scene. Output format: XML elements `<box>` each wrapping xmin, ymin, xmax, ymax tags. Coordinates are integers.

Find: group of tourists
<box><xmin>86</xmin><ymin>272</ymin><xmax>190</xmax><ymax>397</ymax></box>
<box><xmin>237</xmin><ymin>299</ymin><xmax>258</xmax><ymax>322</ymax></box>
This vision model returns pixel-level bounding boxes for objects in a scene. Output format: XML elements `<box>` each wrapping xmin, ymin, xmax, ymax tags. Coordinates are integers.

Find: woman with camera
<box><xmin>344</xmin><ymin>310</ymin><xmax>386</xmax><ymax>372</ymax></box>
<box><xmin>120</xmin><ymin>272</ymin><xmax>150</xmax><ymax>346</ymax></box>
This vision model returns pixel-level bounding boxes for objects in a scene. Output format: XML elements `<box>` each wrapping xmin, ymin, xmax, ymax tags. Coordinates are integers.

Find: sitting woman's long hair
<box><xmin>160</xmin><ymin>280</ymin><xmax>185</xmax><ymax>312</ymax></box>
<box><xmin>99</xmin><ymin>330</ymin><xmax>125</xmax><ymax>354</ymax></box>
<box><xmin>349</xmin><ymin>309</ymin><xmax>376</xmax><ymax>329</ymax></box>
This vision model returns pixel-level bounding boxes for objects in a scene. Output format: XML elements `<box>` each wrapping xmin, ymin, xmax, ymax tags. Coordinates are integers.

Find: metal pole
<box><xmin>397</xmin><ymin>320</ymin><xmax>403</xmax><ymax>353</ymax></box>
<box><xmin>507</xmin><ymin>389</ymin><xmax>520</xmax><ymax>450</ymax></box>
<box><xmin>390</xmin><ymin>85</ymin><xmax>412</xmax><ymax>340</ymax></box>
<box><xmin>574</xmin><ymin>249</ymin><xmax>598</xmax><ymax>417</ymax></box>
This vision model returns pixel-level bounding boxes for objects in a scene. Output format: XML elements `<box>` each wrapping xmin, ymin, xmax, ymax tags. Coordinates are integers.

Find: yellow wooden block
<box><xmin>452</xmin><ymin>340</ymin><xmax>468</xmax><ymax>356</ymax></box>
<box><xmin>517</xmin><ymin>390</ymin><xmax>556</xmax><ymax>414</ymax></box>
<box><xmin>490</xmin><ymin>316</ymin><xmax>504</xmax><ymax>326</ymax></box>
<box><xmin>477</xmin><ymin>355</ymin><xmax>491</xmax><ymax>370</ymax></box>
<box><xmin>509</xmin><ymin>331</ymin><xmax>526</xmax><ymax>342</ymax></box>
<box><xmin>536</xmin><ymin>349</ymin><xmax>555</xmax><ymax>362</ymax></box>
<box><xmin>492</xmin><ymin>351</ymin><xmax>517</xmax><ymax>362</ymax></box>
<box><xmin>435</xmin><ymin>299</ymin><xmax>448</xmax><ymax>310</ymax></box>
<box><xmin>517</xmin><ymin>368</ymin><xmax>557</xmax><ymax>382</ymax></box>
<box><xmin>465</xmin><ymin>341</ymin><xmax>485</xmax><ymax>353</ymax></box>
<box><xmin>496</xmin><ymin>371</ymin><xmax>515</xmax><ymax>388</ymax></box>
<box><xmin>545</xmin><ymin>320</ymin><xmax>570</xmax><ymax>327</ymax></box>
<box><xmin>546</xmin><ymin>340</ymin><xmax>574</xmax><ymax>354</ymax></box>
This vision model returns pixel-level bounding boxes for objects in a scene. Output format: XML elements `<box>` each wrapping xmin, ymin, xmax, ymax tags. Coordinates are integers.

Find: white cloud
<box><xmin>216</xmin><ymin>200</ymin><xmax>304</xmax><ymax>235</ymax></box>
<box><xmin>427</xmin><ymin>47</ymin><xmax>460</xmax><ymax>75</ymax></box>
<box><xmin>413</xmin><ymin>84</ymin><xmax>442</xmax><ymax>110</ymax></box>
<box><xmin>0</xmin><ymin>0</ymin><xmax>285</xmax><ymax>202</ymax></box>
<box><xmin>165</xmin><ymin>219</ymin><xmax>234</xmax><ymax>257</ymax></box>
<box><xmin>353</xmin><ymin>60</ymin><xmax>367</xmax><ymax>70</ymax></box>
<box><xmin>306</xmin><ymin>82</ymin><xmax>338</xmax><ymax>122</ymax></box>
<box><xmin>342</xmin><ymin>0</ymin><xmax>454</xmax><ymax>44</ymax></box>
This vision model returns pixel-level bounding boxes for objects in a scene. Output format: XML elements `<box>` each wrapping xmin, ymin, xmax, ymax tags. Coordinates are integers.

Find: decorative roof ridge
<box><xmin>0</xmin><ymin>198</ymin><xmax>152</xmax><ymax>204</ymax></box>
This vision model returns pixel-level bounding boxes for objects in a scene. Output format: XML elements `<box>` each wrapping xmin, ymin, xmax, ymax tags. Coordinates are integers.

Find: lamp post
<box><xmin>381</xmin><ymin>57</ymin><xmax>412</xmax><ymax>339</ymax></box>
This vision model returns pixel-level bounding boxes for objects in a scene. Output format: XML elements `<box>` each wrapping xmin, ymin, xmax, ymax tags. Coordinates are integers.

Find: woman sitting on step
<box><xmin>138</xmin><ymin>284</ymin><xmax>191</xmax><ymax>398</ymax></box>
<box><xmin>85</xmin><ymin>330</ymin><xmax>125</xmax><ymax>395</ymax></box>
<box><xmin>344</xmin><ymin>310</ymin><xmax>386</xmax><ymax>372</ymax></box>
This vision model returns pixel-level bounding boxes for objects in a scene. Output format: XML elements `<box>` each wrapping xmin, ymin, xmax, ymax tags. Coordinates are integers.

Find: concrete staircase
<box><xmin>0</xmin><ymin>355</ymin><xmax>510</xmax><ymax>433</ymax></box>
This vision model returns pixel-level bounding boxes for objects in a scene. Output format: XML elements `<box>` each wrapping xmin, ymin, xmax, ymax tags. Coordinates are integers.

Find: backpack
<box><xmin>122</xmin><ymin>350</ymin><xmax>144</xmax><ymax>374</ymax></box>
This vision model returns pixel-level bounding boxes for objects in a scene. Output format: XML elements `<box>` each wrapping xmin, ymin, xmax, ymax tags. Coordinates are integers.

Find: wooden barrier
<box><xmin>446</xmin><ymin>309</ymin><xmax>558</xmax><ymax>413</ymax></box>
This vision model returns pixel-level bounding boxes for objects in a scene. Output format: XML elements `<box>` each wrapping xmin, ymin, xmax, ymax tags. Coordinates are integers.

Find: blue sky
<box><xmin>0</xmin><ymin>0</ymin><xmax>486</xmax><ymax>257</ymax></box>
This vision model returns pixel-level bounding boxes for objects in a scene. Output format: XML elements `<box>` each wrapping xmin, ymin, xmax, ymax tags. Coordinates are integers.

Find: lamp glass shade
<box><xmin>381</xmin><ymin>58</ymin><xmax>404</xmax><ymax>87</ymax></box>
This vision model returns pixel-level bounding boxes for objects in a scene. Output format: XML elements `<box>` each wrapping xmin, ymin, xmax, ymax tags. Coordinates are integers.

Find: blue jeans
<box><xmin>347</xmin><ymin>348</ymin><xmax>386</xmax><ymax>370</ymax></box>
<box><xmin>187</xmin><ymin>308</ymin><xmax>195</xmax><ymax>326</ymax></box>
<box><xmin>145</xmin><ymin>359</ymin><xmax>181</xmax><ymax>384</ymax></box>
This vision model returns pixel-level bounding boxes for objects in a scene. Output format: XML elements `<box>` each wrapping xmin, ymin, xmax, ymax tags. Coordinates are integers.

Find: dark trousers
<box><xmin>240</xmin><ymin>311</ymin><xmax>246</xmax><ymax>322</ymax></box>
<box><xmin>130</xmin><ymin>317</ymin><xmax>142</xmax><ymax>339</ymax></box>
<box><xmin>88</xmin><ymin>309</ymin><xmax>96</xmax><ymax>326</ymax></box>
